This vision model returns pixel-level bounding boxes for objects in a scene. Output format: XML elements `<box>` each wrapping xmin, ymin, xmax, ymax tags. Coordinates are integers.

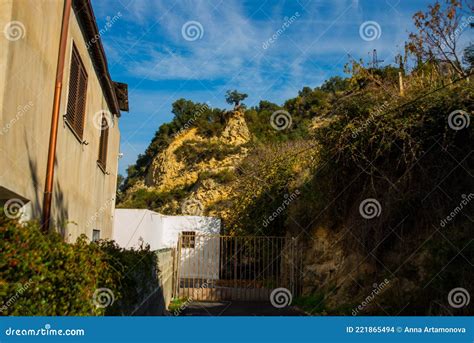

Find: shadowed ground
<box><xmin>179</xmin><ymin>301</ymin><xmax>307</xmax><ymax>316</ymax></box>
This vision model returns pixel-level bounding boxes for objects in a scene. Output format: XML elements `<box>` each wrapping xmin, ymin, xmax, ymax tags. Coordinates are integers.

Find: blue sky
<box><xmin>90</xmin><ymin>0</ymin><xmax>463</xmax><ymax>175</ymax></box>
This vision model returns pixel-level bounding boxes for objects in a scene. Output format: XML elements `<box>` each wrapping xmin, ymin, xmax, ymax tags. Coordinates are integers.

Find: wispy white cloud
<box><xmin>121</xmin><ymin>0</ymin><xmax>414</xmax><ymax>87</ymax></box>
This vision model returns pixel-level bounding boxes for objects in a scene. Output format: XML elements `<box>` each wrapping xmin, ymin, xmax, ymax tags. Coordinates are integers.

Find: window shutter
<box><xmin>66</xmin><ymin>45</ymin><xmax>88</xmax><ymax>139</ymax></box>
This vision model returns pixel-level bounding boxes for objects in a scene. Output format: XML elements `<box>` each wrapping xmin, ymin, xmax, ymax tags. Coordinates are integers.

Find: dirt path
<box><xmin>179</xmin><ymin>301</ymin><xmax>307</xmax><ymax>316</ymax></box>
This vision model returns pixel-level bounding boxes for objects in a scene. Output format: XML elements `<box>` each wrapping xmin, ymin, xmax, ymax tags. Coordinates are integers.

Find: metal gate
<box><xmin>173</xmin><ymin>233</ymin><xmax>302</xmax><ymax>301</ymax></box>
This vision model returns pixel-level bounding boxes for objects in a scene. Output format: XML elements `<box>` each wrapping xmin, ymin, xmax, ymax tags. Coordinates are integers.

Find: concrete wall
<box><xmin>113</xmin><ymin>209</ymin><xmax>222</xmax><ymax>281</ymax></box>
<box><xmin>0</xmin><ymin>0</ymin><xmax>120</xmax><ymax>241</ymax></box>
<box><xmin>132</xmin><ymin>249</ymin><xmax>175</xmax><ymax>316</ymax></box>
<box><xmin>113</xmin><ymin>209</ymin><xmax>221</xmax><ymax>250</ymax></box>
<box><xmin>113</xmin><ymin>209</ymin><xmax>163</xmax><ymax>250</ymax></box>
<box><xmin>161</xmin><ymin>215</ymin><xmax>221</xmax><ymax>280</ymax></box>
<box><xmin>160</xmin><ymin>215</ymin><xmax>221</xmax><ymax>247</ymax></box>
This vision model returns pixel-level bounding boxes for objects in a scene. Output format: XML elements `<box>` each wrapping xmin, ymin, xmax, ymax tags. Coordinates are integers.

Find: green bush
<box><xmin>304</xmin><ymin>78</ymin><xmax>474</xmax><ymax>255</ymax></box>
<box><xmin>0</xmin><ymin>213</ymin><xmax>159</xmax><ymax>316</ymax></box>
<box><xmin>293</xmin><ymin>293</ymin><xmax>327</xmax><ymax>315</ymax></box>
<box><xmin>94</xmin><ymin>240</ymin><xmax>161</xmax><ymax>316</ymax></box>
<box><xmin>0</xmin><ymin>214</ymin><xmax>116</xmax><ymax>315</ymax></box>
<box><xmin>198</xmin><ymin>169</ymin><xmax>236</xmax><ymax>184</ymax></box>
<box><xmin>118</xmin><ymin>185</ymin><xmax>193</xmax><ymax>212</ymax></box>
<box><xmin>174</xmin><ymin>140</ymin><xmax>241</xmax><ymax>164</ymax></box>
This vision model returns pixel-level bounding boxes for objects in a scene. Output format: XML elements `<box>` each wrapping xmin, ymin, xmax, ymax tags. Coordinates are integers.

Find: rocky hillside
<box><xmin>119</xmin><ymin>108</ymin><xmax>252</xmax><ymax>219</ymax></box>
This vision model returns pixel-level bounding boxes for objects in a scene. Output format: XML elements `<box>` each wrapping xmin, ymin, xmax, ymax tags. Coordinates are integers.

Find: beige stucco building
<box><xmin>0</xmin><ymin>0</ymin><xmax>128</xmax><ymax>241</ymax></box>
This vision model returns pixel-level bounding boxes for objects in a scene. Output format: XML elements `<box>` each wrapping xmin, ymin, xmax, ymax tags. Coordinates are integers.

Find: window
<box><xmin>182</xmin><ymin>231</ymin><xmax>196</xmax><ymax>248</ymax></box>
<box><xmin>65</xmin><ymin>44</ymin><xmax>88</xmax><ymax>140</ymax></box>
<box><xmin>97</xmin><ymin>113</ymin><xmax>109</xmax><ymax>170</ymax></box>
<box><xmin>92</xmin><ymin>229</ymin><xmax>100</xmax><ymax>242</ymax></box>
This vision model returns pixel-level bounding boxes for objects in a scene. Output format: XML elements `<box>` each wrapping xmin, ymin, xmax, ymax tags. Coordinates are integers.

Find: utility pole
<box><xmin>399</xmin><ymin>72</ymin><xmax>405</xmax><ymax>97</ymax></box>
<box><xmin>369</xmin><ymin>49</ymin><xmax>384</xmax><ymax>68</ymax></box>
<box><xmin>396</xmin><ymin>54</ymin><xmax>405</xmax><ymax>97</ymax></box>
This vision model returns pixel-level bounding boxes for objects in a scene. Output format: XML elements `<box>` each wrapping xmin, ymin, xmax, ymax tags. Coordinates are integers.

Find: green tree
<box><xmin>320</xmin><ymin>76</ymin><xmax>350</xmax><ymax>94</ymax></box>
<box><xmin>463</xmin><ymin>18</ymin><xmax>473</xmax><ymax>71</ymax></box>
<box><xmin>464</xmin><ymin>44</ymin><xmax>474</xmax><ymax>71</ymax></box>
<box><xmin>225</xmin><ymin>90</ymin><xmax>248</xmax><ymax>109</ymax></box>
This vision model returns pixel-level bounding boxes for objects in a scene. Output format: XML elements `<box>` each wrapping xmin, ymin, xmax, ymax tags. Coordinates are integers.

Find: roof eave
<box><xmin>72</xmin><ymin>0</ymin><xmax>127</xmax><ymax>117</ymax></box>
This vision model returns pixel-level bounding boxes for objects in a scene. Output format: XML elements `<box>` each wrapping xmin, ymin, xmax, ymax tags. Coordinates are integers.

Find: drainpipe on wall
<box><xmin>41</xmin><ymin>0</ymin><xmax>72</xmax><ymax>233</ymax></box>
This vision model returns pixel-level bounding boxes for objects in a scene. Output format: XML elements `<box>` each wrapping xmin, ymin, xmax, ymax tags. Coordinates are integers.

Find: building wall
<box><xmin>113</xmin><ymin>209</ymin><xmax>221</xmax><ymax>280</ymax></box>
<box><xmin>113</xmin><ymin>209</ymin><xmax>221</xmax><ymax>250</ymax></box>
<box><xmin>113</xmin><ymin>209</ymin><xmax>163</xmax><ymax>250</ymax></box>
<box><xmin>160</xmin><ymin>215</ymin><xmax>221</xmax><ymax>280</ymax></box>
<box><xmin>159</xmin><ymin>215</ymin><xmax>221</xmax><ymax>247</ymax></box>
<box><xmin>0</xmin><ymin>0</ymin><xmax>120</xmax><ymax>241</ymax></box>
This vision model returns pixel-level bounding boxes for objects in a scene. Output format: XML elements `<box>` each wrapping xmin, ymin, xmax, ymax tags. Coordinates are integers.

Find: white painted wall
<box><xmin>113</xmin><ymin>209</ymin><xmax>162</xmax><ymax>250</ymax></box>
<box><xmin>159</xmin><ymin>215</ymin><xmax>220</xmax><ymax>248</ymax></box>
<box><xmin>113</xmin><ymin>209</ymin><xmax>221</xmax><ymax>248</ymax></box>
<box><xmin>113</xmin><ymin>209</ymin><xmax>222</xmax><ymax>280</ymax></box>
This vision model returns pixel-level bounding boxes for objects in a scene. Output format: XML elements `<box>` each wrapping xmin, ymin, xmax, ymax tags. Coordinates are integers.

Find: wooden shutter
<box><xmin>66</xmin><ymin>44</ymin><xmax>88</xmax><ymax>139</ymax></box>
<box><xmin>98</xmin><ymin>114</ymin><xmax>109</xmax><ymax>170</ymax></box>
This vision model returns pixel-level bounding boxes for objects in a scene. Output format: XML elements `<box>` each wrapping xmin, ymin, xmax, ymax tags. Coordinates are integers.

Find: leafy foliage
<box><xmin>224</xmin><ymin>141</ymin><xmax>318</xmax><ymax>236</ymax></box>
<box><xmin>0</xmin><ymin>214</ymin><xmax>160</xmax><ymax>315</ymax></box>
<box><xmin>118</xmin><ymin>185</ymin><xmax>194</xmax><ymax>211</ymax></box>
<box><xmin>198</xmin><ymin>169</ymin><xmax>236</xmax><ymax>184</ymax></box>
<box><xmin>464</xmin><ymin>43</ymin><xmax>474</xmax><ymax>71</ymax></box>
<box><xmin>174</xmin><ymin>140</ymin><xmax>242</xmax><ymax>165</ymax></box>
<box><xmin>225</xmin><ymin>90</ymin><xmax>248</xmax><ymax>108</ymax></box>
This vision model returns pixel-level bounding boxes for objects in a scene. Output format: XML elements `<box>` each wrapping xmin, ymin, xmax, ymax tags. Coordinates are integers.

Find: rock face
<box><xmin>220</xmin><ymin>109</ymin><xmax>251</xmax><ymax>145</ymax></box>
<box><xmin>145</xmin><ymin>128</ymin><xmax>203</xmax><ymax>191</ymax></box>
<box><xmin>136</xmin><ymin>109</ymin><xmax>251</xmax><ymax>216</ymax></box>
<box><xmin>301</xmin><ymin>225</ymin><xmax>377</xmax><ymax>311</ymax></box>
